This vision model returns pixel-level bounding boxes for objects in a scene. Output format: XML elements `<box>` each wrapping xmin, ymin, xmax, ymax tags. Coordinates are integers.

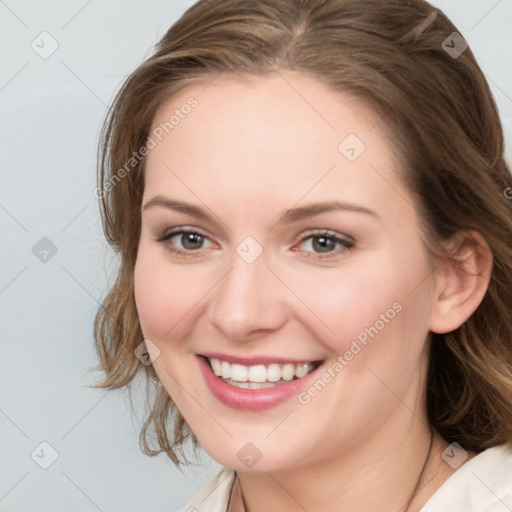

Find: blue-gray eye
<box><xmin>300</xmin><ymin>234</ymin><xmax>352</xmax><ymax>254</ymax></box>
<box><xmin>180</xmin><ymin>232</ymin><xmax>205</xmax><ymax>250</ymax></box>
<box><xmin>311</xmin><ymin>235</ymin><xmax>336</xmax><ymax>253</ymax></box>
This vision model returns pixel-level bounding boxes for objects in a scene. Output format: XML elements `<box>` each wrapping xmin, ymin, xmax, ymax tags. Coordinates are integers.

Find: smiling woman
<box><xmin>91</xmin><ymin>0</ymin><xmax>512</xmax><ymax>511</ymax></box>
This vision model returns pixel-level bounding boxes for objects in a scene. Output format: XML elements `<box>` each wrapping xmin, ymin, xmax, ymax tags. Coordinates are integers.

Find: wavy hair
<box><xmin>91</xmin><ymin>0</ymin><xmax>512</xmax><ymax>465</ymax></box>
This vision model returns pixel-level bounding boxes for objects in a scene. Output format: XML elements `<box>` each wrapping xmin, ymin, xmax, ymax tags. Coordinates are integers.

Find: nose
<box><xmin>207</xmin><ymin>254</ymin><xmax>289</xmax><ymax>341</ymax></box>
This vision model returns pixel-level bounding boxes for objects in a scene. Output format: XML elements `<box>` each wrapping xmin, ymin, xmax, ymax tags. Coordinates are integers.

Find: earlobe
<box><xmin>429</xmin><ymin>231</ymin><xmax>493</xmax><ymax>334</ymax></box>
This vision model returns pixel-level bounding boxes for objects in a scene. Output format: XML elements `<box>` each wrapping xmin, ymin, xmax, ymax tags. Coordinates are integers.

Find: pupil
<box><xmin>313</xmin><ymin>236</ymin><xmax>334</xmax><ymax>253</ymax></box>
<box><xmin>182</xmin><ymin>233</ymin><xmax>203</xmax><ymax>249</ymax></box>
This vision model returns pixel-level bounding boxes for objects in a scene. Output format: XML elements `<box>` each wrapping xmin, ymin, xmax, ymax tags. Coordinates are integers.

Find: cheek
<box><xmin>134</xmin><ymin>247</ymin><xmax>184</xmax><ymax>339</ymax></box>
<box><xmin>133</xmin><ymin>249</ymin><xmax>208</xmax><ymax>406</ymax></box>
<box><xmin>134</xmin><ymin>256</ymin><xmax>168</xmax><ymax>338</ymax></box>
<box><xmin>288</xmin><ymin>248</ymin><xmax>432</xmax><ymax>366</ymax></box>
<box><xmin>282</xmin><ymin>256</ymin><xmax>410</xmax><ymax>351</ymax></box>
<box><xmin>133</xmin><ymin>247</ymin><xmax>205</xmax><ymax>340</ymax></box>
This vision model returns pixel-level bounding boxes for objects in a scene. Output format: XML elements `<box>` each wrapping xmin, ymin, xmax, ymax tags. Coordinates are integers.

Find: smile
<box><xmin>208</xmin><ymin>357</ymin><xmax>318</xmax><ymax>389</ymax></box>
<box><xmin>198</xmin><ymin>354</ymin><xmax>325</xmax><ymax>410</ymax></box>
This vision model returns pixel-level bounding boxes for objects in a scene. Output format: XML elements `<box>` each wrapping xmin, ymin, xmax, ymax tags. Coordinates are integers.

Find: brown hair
<box><xmin>91</xmin><ymin>0</ymin><xmax>512</xmax><ymax>465</ymax></box>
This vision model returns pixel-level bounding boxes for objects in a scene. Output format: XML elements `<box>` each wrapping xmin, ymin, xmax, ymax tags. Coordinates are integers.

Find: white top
<box><xmin>177</xmin><ymin>444</ymin><xmax>512</xmax><ymax>511</ymax></box>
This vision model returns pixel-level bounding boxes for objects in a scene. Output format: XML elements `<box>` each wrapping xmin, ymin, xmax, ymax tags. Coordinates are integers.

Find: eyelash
<box><xmin>293</xmin><ymin>230</ymin><xmax>355</xmax><ymax>260</ymax></box>
<box><xmin>154</xmin><ymin>228</ymin><xmax>213</xmax><ymax>259</ymax></box>
<box><xmin>154</xmin><ymin>228</ymin><xmax>355</xmax><ymax>260</ymax></box>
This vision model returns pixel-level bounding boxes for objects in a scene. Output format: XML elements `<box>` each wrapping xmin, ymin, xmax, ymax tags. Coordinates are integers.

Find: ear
<box><xmin>429</xmin><ymin>231</ymin><xmax>493</xmax><ymax>334</ymax></box>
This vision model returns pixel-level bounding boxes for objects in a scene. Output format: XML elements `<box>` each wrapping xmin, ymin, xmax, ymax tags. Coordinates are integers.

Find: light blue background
<box><xmin>1</xmin><ymin>1</ymin><xmax>511</xmax><ymax>510</ymax></box>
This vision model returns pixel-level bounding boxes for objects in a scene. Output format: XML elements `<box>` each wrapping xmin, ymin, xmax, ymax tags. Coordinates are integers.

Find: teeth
<box><xmin>224</xmin><ymin>379</ymin><xmax>277</xmax><ymax>389</ymax></box>
<box><xmin>281</xmin><ymin>363</ymin><xmax>295</xmax><ymax>381</ymax></box>
<box><xmin>230</xmin><ymin>364</ymin><xmax>248</xmax><ymax>382</ymax></box>
<box><xmin>267</xmin><ymin>363</ymin><xmax>281</xmax><ymax>382</ymax></box>
<box><xmin>210</xmin><ymin>358</ymin><xmax>221</xmax><ymax>376</ymax></box>
<box><xmin>295</xmin><ymin>363</ymin><xmax>312</xmax><ymax>378</ymax></box>
<box><xmin>208</xmin><ymin>358</ymin><xmax>316</xmax><ymax>383</ymax></box>
<box><xmin>248</xmin><ymin>365</ymin><xmax>267</xmax><ymax>383</ymax></box>
<box><xmin>221</xmin><ymin>360</ymin><xmax>230</xmax><ymax>379</ymax></box>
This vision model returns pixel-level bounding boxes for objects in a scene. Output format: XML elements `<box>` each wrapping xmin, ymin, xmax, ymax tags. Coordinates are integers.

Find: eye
<box><xmin>294</xmin><ymin>231</ymin><xmax>354</xmax><ymax>259</ymax></box>
<box><xmin>155</xmin><ymin>228</ymin><xmax>216</xmax><ymax>257</ymax></box>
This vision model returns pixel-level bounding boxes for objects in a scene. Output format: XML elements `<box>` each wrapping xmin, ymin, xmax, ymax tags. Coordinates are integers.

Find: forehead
<box><xmin>144</xmin><ymin>71</ymin><xmax>413</xmax><ymax>226</ymax></box>
<box><xmin>149</xmin><ymin>71</ymin><xmax>389</xmax><ymax>161</ymax></box>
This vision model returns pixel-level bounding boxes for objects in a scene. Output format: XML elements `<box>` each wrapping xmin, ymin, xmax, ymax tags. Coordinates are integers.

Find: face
<box><xmin>134</xmin><ymin>71</ymin><xmax>438</xmax><ymax>473</ymax></box>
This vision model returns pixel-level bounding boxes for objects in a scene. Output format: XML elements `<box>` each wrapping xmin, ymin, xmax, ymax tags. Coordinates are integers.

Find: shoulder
<box><xmin>421</xmin><ymin>444</ymin><xmax>512</xmax><ymax>512</ymax></box>
<box><xmin>176</xmin><ymin>467</ymin><xmax>236</xmax><ymax>512</ymax></box>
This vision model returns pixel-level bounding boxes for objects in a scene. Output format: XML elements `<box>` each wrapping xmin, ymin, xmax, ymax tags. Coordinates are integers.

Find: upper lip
<box><xmin>199</xmin><ymin>352</ymin><xmax>323</xmax><ymax>366</ymax></box>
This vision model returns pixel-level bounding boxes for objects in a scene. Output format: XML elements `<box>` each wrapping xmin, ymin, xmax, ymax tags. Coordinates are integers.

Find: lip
<box><xmin>200</xmin><ymin>351</ymin><xmax>317</xmax><ymax>366</ymax></box>
<box><xmin>197</xmin><ymin>355</ymin><xmax>324</xmax><ymax>411</ymax></box>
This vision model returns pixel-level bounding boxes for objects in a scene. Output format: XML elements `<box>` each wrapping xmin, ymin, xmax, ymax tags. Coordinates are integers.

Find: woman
<box><xmin>92</xmin><ymin>0</ymin><xmax>512</xmax><ymax>510</ymax></box>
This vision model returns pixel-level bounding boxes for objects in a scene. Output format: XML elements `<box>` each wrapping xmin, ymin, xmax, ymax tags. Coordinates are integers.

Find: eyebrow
<box><xmin>142</xmin><ymin>195</ymin><xmax>380</xmax><ymax>224</ymax></box>
<box><xmin>277</xmin><ymin>201</ymin><xmax>380</xmax><ymax>224</ymax></box>
<box><xmin>142</xmin><ymin>196</ymin><xmax>211</xmax><ymax>221</ymax></box>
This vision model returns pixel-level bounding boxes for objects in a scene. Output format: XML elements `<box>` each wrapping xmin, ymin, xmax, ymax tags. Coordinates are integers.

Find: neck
<box><xmin>233</xmin><ymin>411</ymin><xmax>461</xmax><ymax>512</ymax></box>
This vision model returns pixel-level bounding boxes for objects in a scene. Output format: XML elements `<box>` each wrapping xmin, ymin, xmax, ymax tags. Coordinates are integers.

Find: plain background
<box><xmin>0</xmin><ymin>1</ymin><xmax>511</xmax><ymax>510</ymax></box>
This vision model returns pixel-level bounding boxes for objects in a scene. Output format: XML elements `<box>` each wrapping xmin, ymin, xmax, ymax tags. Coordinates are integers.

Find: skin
<box><xmin>133</xmin><ymin>71</ymin><xmax>492</xmax><ymax>511</ymax></box>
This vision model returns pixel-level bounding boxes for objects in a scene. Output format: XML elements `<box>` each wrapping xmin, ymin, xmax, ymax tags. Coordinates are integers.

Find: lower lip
<box><xmin>197</xmin><ymin>356</ymin><xmax>323</xmax><ymax>411</ymax></box>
